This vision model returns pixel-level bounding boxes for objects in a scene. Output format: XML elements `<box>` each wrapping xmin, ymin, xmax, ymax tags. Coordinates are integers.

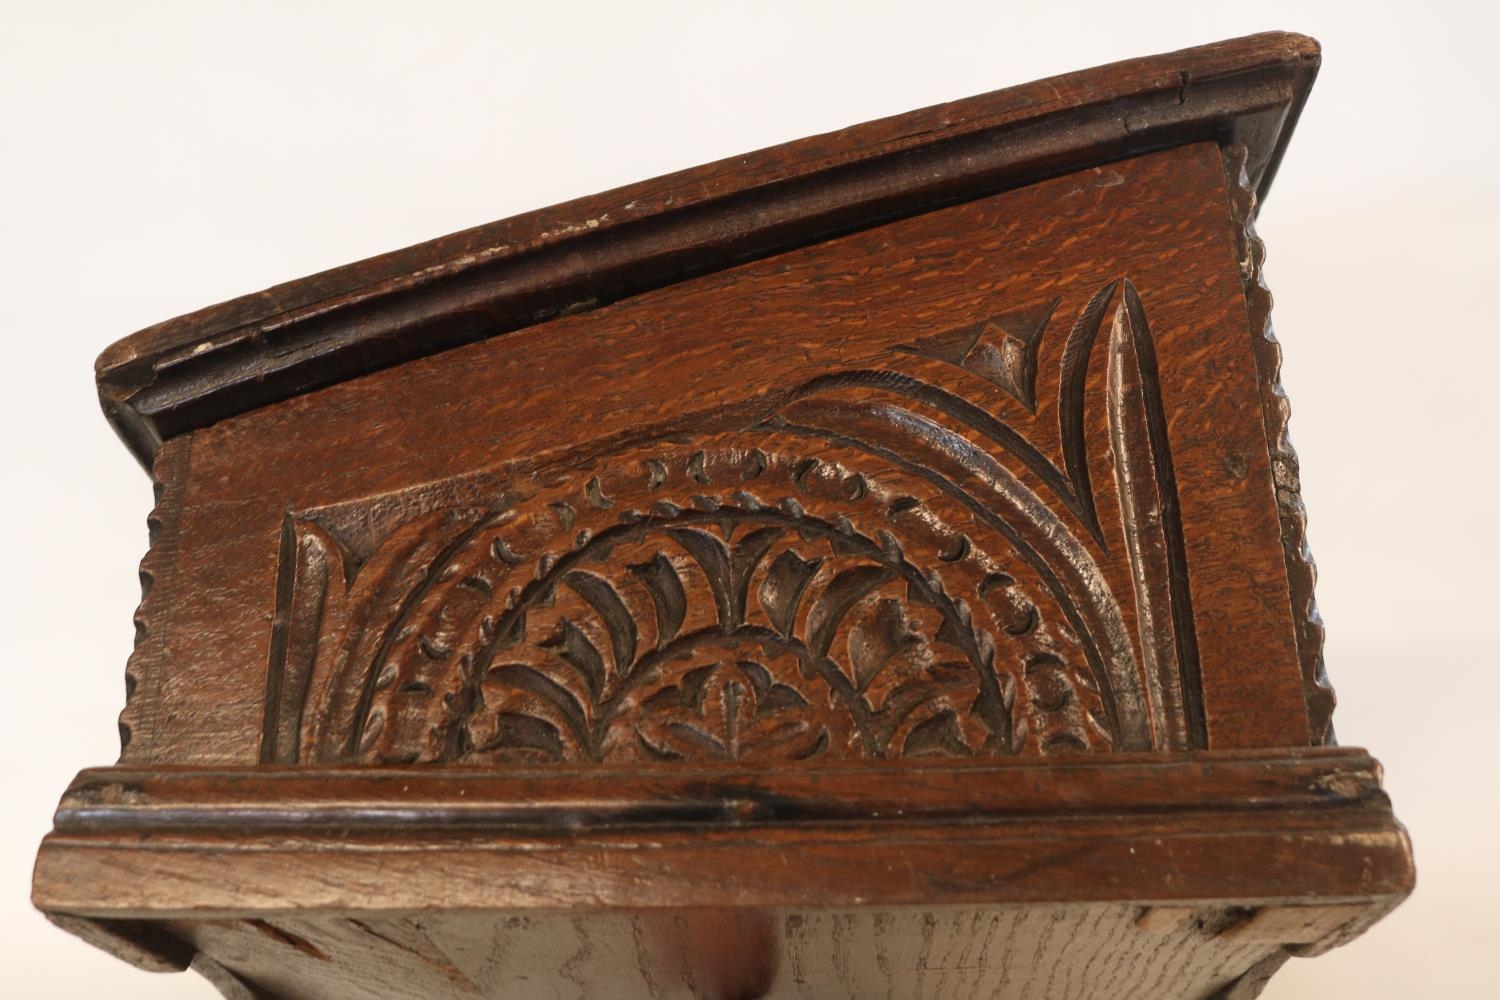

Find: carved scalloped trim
<box><xmin>117</xmin><ymin>434</ymin><xmax>192</xmax><ymax>761</ymax></box>
<box><xmin>1222</xmin><ymin>144</ymin><xmax>1336</xmax><ymax>744</ymax></box>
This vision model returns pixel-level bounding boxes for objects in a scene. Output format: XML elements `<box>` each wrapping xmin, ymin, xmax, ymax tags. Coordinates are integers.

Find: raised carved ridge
<box><xmin>1223</xmin><ymin>144</ymin><xmax>1334</xmax><ymax>744</ymax></box>
<box><xmin>263</xmin><ymin>281</ymin><xmax>1210</xmax><ymax>764</ymax></box>
<box><xmin>1106</xmin><ymin>281</ymin><xmax>1205</xmax><ymax>749</ymax></box>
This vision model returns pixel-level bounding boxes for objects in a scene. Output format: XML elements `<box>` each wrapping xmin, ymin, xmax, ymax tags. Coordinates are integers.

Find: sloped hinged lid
<box><xmin>96</xmin><ymin>32</ymin><xmax>1319</xmax><ymax>468</ymax></box>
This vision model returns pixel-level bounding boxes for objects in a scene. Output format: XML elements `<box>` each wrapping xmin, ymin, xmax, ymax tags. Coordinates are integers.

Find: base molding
<box><xmin>37</xmin><ymin>748</ymin><xmax>1410</xmax><ymax>915</ymax></box>
<box><xmin>33</xmin><ymin>748</ymin><xmax>1411</xmax><ymax>998</ymax></box>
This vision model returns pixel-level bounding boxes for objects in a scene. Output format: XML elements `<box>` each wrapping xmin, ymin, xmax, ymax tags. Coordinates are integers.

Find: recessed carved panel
<box><xmin>263</xmin><ymin>279</ymin><xmax>1205</xmax><ymax>764</ymax></box>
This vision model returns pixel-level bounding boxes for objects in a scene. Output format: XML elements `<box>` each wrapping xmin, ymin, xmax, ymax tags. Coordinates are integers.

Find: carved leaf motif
<box><xmin>630</xmin><ymin>553</ymin><xmax>687</xmax><ymax>647</ymax></box>
<box><xmin>634</xmin><ymin>658</ymin><xmax>825</xmax><ymax>762</ymax></box>
<box><xmin>663</xmin><ymin>528</ymin><xmax>734</xmax><ymax>625</ymax></box>
<box><xmin>902</xmin><ymin>709</ymin><xmax>971</xmax><ymax>757</ymax></box>
<box><xmin>605</xmin><ymin>628</ymin><xmax>860</xmax><ymax>760</ymax></box>
<box><xmin>561</xmin><ymin>571</ymin><xmax>637</xmax><ymax>680</ymax></box>
<box><xmin>481</xmin><ymin>711</ymin><xmax>566</xmax><ymax>762</ymax></box>
<box><xmin>847</xmin><ymin>598</ymin><xmax>923</xmax><ymax>692</ymax></box>
<box><xmin>806</xmin><ymin>565</ymin><xmax>894</xmax><ymax>656</ymax></box>
<box><xmin>758</xmin><ymin>549</ymin><xmax>823</xmax><ymax>636</ymax></box>
<box><xmin>537</xmin><ymin>618</ymin><xmax>606</xmax><ymax>703</ymax></box>
<box><xmin>484</xmin><ymin>663</ymin><xmax>592</xmax><ymax>754</ymax></box>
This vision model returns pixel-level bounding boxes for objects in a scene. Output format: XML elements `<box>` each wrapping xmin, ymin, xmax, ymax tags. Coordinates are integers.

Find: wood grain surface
<box><xmin>163</xmin><ymin>905</ymin><xmax>1307</xmax><ymax>999</ymax></box>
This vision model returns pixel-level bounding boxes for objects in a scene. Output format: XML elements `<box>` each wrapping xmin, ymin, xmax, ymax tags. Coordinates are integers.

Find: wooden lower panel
<box><xmin>171</xmin><ymin>904</ymin><xmax>1301</xmax><ymax>1000</ymax></box>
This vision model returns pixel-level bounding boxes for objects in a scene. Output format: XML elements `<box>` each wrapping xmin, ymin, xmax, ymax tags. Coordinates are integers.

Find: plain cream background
<box><xmin>3</xmin><ymin>2</ymin><xmax>1494</xmax><ymax>996</ymax></box>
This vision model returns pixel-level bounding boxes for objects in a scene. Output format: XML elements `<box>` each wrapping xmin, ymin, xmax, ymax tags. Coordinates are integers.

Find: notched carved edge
<box><xmin>1223</xmin><ymin>144</ymin><xmax>1335</xmax><ymax>745</ymax></box>
<box><xmin>118</xmin><ymin>434</ymin><xmax>193</xmax><ymax>761</ymax></box>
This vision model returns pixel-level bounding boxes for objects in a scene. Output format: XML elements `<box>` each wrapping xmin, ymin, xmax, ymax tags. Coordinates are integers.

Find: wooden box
<box><xmin>33</xmin><ymin>32</ymin><xmax>1411</xmax><ymax>999</ymax></box>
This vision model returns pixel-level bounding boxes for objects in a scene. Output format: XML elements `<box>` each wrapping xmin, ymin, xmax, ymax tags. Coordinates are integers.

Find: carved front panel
<box><xmin>263</xmin><ymin>277</ymin><xmax>1213</xmax><ymax>764</ymax></box>
<box><xmin>130</xmin><ymin>142</ymin><xmax>1309</xmax><ymax>765</ymax></box>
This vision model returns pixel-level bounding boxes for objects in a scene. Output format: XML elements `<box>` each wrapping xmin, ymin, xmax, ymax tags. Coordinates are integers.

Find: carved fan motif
<box><xmin>273</xmin><ymin>444</ymin><xmax>1114</xmax><ymax>764</ymax></box>
<box><xmin>263</xmin><ymin>279</ymin><xmax>1204</xmax><ymax>765</ymax></box>
<box><xmin>467</xmin><ymin>508</ymin><xmax>1023</xmax><ymax>763</ymax></box>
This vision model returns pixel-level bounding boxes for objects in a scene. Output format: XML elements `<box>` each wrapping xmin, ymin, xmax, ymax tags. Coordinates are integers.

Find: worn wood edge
<box><xmin>1285</xmin><ymin>890</ymin><xmax>1411</xmax><ymax>958</ymax></box>
<box><xmin>1202</xmin><ymin>893</ymin><xmax>1409</xmax><ymax>998</ymax></box>
<box><xmin>1221</xmin><ymin>144</ymin><xmax>1336</xmax><ymax>747</ymax></box>
<box><xmin>96</xmin><ymin>32</ymin><xmax>1320</xmax><ymax>469</ymax></box>
<box><xmin>35</xmin><ymin>748</ymin><xmax>1412</xmax><ymax>917</ymax></box>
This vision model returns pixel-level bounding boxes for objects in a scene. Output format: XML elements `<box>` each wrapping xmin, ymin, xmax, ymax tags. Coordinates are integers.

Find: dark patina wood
<box><xmin>35</xmin><ymin>31</ymin><xmax>1409</xmax><ymax>999</ymax></box>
